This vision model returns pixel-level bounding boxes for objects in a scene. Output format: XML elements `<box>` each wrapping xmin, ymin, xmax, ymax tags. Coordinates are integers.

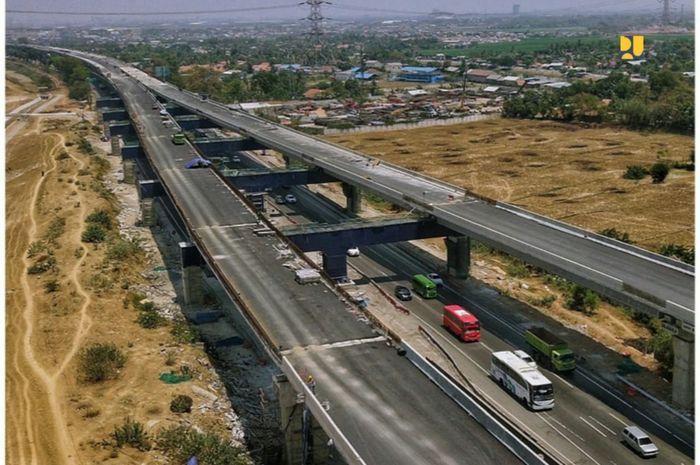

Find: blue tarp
<box><xmin>184</xmin><ymin>158</ymin><xmax>212</xmax><ymax>169</ymax></box>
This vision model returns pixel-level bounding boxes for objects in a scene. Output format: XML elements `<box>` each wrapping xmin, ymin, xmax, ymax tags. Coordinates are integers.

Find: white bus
<box><xmin>490</xmin><ymin>351</ymin><xmax>554</xmax><ymax>410</ymax></box>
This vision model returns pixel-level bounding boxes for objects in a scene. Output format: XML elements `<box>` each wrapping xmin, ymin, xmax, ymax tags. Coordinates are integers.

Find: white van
<box><xmin>513</xmin><ymin>350</ymin><xmax>537</xmax><ymax>369</ymax></box>
<box><xmin>622</xmin><ymin>425</ymin><xmax>659</xmax><ymax>457</ymax></box>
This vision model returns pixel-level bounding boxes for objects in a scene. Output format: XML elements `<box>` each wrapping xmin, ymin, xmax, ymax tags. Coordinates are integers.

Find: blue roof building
<box><xmin>350</xmin><ymin>67</ymin><xmax>378</xmax><ymax>80</ymax></box>
<box><xmin>397</xmin><ymin>66</ymin><xmax>444</xmax><ymax>83</ymax></box>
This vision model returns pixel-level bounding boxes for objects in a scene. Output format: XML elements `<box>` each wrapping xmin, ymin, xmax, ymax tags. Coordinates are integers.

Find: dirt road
<box><xmin>5</xmin><ymin>84</ymin><xmax>91</xmax><ymax>465</ymax></box>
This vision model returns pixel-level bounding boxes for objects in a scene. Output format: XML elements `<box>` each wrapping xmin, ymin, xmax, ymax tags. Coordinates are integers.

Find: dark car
<box><xmin>394</xmin><ymin>285</ymin><xmax>412</xmax><ymax>301</ymax></box>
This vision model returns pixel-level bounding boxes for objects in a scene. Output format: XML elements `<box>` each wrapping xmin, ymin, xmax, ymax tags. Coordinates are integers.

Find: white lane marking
<box><xmin>478</xmin><ymin>341</ymin><xmax>494</xmax><ymax>352</ymax></box>
<box><xmin>279</xmin><ymin>335</ymin><xmax>387</xmax><ymax>355</ymax></box>
<box><xmin>589</xmin><ymin>416</ymin><xmax>616</xmax><ymax>435</ymax></box>
<box><xmin>579</xmin><ymin>416</ymin><xmax>608</xmax><ymax>438</ymax></box>
<box><xmin>550</xmin><ymin>372</ymin><xmax>574</xmax><ymax>389</ymax></box>
<box><xmin>607</xmin><ymin>412</ymin><xmax>628</xmax><ymax>426</ymax></box>
<box><xmin>538</xmin><ymin>413</ymin><xmax>603</xmax><ymax>465</ymax></box>
<box><xmin>542</xmin><ymin>413</ymin><xmax>586</xmax><ymax>442</ymax></box>
<box><xmin>579</xmin><ymin>369</ymin><xmax>694</xmax><ymax>448</ymax></box>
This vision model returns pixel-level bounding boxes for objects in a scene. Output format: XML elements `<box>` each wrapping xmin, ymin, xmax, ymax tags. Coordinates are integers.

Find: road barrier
<box><xmin>323</xmin><ymin>114</ymin><xmax>498</xmax><ymax>135</ymax></box>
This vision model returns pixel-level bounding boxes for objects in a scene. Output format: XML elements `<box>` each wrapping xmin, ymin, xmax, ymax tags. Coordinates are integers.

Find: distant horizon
<box><xmin>6</xmin><ymin>0</ymin><xmax>695</xmax><ymax>28</ymax></box>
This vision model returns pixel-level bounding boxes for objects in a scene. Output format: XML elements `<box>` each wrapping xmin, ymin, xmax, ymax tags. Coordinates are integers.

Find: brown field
<box><xmin>6</xmin><ymin>71</ymin><xmax>246</xmax><ymax>465</ymax></box>
<box><xmin>327</xmin><ymin>118</ymin><xmax>695</xmax><ymax>250</ymax></box>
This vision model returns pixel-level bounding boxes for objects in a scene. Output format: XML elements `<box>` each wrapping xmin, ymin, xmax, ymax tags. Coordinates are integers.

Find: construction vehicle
<box><xmin>524</xmin><ymin>327</ymin><xmax>575</xmax><ymax>372</ymax></box>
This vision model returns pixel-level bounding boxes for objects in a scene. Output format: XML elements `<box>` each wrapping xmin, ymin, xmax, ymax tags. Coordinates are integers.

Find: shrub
<box><xmin>28</xmin><ymin>255</ymin><xmax>56</xmax><ymax>274</ymax></box>
<box><xmin>27</xmin><ymin>240</ymin><xmax>48</xmax><ymax>258</ymax></box>
<box><xmin>598</xmin><ymin>228</ymin><xmax>633</xmax><ymax>244</ymax></box>
<box><xmin>55</xmin><ymin>151</ymin><xmax>70</xmax><ymax>160</ymax></box>
<box><xmin>44</xmin><ymin>279</ymin><xmax>60</xmax><ymax>293</ymax></box>
<box><xmin>171</xmin><ymin>319</ymin><xmax>200</xmax><ymax>344</ymax></box>
<box><xmin>77</xmin><ymin>137</ymin><xmax>95</xmax><ymax>155</ymax></box>
<box><xmin>170</xmin><ymin>395</ymin><xmax>193</xmax><ymax>413</ymax></box>
<box><xmin>78</xmin><ymin>343</ymin><xmax>126</xmax><ymax>383</ymax></box>
<box><xmin>86</xmin><ymin>209</ymin><xmax>114</xmax><ymax>229</ymax></box>
<box><xmin>649</xmin><ymin>162</ymin><xmax>670</xmax><ymax>183</ymax></box>
<box><xmin>113</xmin><ymin>417</ymin><xmax>151</xmax><ymax>451</ymax></box>
<box><xmin>622</xmin><ymin>165</ymin><xmax>648</xmax><ymax>180</ymax></box>
<box><xmin>658</xmin><ymin>243</ymin><xmax>694</xmax><ymax>265</ymax></box>
<box><xmin>531</xmin><ymin>294</ymin><xmax>556</xmax><ymax>308</ymax></box>
<box><xmin>137</xmin><ymin>310</ymin><xmax>164</xmax><ymax>329</ymax></box>
<box><xmin>81</xmin><ymin>224</ymin><xmax>106</xmax><ymax>243</ymax></box>
<box><xmin>156</xmin><ymin>425</ymin><xmax>249</xmax><ymax>465</ymax></box>
<box><xmin>46</xmin><ymin>217</ymin><xmax>66</xmax><ymax>243</ymax></box>
<box><xmin>566</xmin><ymin>284</ymin><xmax>599</xmax><ymax>315</ymax></box>
<box><xmin>506</xmin><ymin>260</ymin><xmax>531</xmax><ymax>278</ymax></box>
<box><xmin>106</xmin><ymin>237</ymin><xmax>142</xmax><ymax>261</ymax></box>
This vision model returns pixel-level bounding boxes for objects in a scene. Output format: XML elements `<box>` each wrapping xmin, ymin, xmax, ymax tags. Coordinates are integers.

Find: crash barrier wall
<box><xmin>324</xmin><ymin>113</ymin><xmax>498</xmax><ymax>134</ymax></box>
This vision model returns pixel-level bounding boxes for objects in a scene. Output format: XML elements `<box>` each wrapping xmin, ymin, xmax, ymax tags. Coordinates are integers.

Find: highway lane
<box><xmin>76</xmin><ymin>54</ymin><xmax>523</xmax><ymax>465</ymax></box>
<box><xmin>260</xmin><ymin>176</ymin><xmax>693</xmax><ymax>465</ymax></box>
<box><xmin>92</xmin><ymin>56</ymin><xmax>694</xmax><ymax>325</ymax></box>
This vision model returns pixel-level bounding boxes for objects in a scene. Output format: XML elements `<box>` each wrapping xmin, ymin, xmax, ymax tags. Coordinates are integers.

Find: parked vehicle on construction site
<box><xmin>524</xmin><ymin>327</ymin><xmax>575</xmax><ymax>372</ymax></box>
<box><xmin>443</xmin><ymin>305</ymin><xmax>480</xmax><ymax>342</ymax></box>
<box><xmin>490</xmin><ymin>351</ymin><xmax>554</xmax><ymax>411</ymax></box>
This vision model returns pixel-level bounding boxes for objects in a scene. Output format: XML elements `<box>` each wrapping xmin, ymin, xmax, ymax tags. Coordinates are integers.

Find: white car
<box><xmin>513</xmin><ymin>350</ymin><xmax>537</xmax><ymax>369</ymax></box>
<box><xmin>285</xmin><ymin>194</ymin><xmax>297</xmax><ymax>204</ymax></box>
<box><xmin>347</xmin><ymin>247</ymin><xmax>360</xmax><ymax>257</ymax></box>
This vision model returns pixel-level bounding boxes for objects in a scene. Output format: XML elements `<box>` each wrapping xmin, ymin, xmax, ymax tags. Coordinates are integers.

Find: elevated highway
<box><xmin>62</xmin><ymin>49</ymin><xmax>527</xmax><ymax>465</ymax></box>
<box><xmin>73</xmin><ymin>50</ymin><xmax>693</xmax><ymax>330</ymax></box>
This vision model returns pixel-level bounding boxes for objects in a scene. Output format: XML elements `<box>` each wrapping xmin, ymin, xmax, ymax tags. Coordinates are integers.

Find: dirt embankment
<box><xmin>6</xmin><ymin>71</ymin><xmax>249</xmax><ymax>465</ymax></box>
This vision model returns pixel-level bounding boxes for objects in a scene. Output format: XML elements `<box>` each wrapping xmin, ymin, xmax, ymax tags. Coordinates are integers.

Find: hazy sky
<box><xmin>6</xmin><ymin>0</ymin><xmax>692</xmax><ymax>25</ymax></box>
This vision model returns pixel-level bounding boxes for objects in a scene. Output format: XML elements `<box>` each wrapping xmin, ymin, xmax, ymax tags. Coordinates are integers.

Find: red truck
<box><xmin>443</xmin><ymin>305</ymin><xmax>480</xmax><ymax>342</ymax></box>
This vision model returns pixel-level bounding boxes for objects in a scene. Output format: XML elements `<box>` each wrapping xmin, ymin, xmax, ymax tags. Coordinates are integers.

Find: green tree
<box><xmin>649</xmin><ymin>162</ymin><xmax>670</xmax><ymax>183</ymax></box>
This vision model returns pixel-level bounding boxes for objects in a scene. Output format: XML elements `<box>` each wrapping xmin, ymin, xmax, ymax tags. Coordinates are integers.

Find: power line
<box><xmin>7</xmin><ymin>4</ymin><xmax>300</xmax><ymax>16</ymax></box>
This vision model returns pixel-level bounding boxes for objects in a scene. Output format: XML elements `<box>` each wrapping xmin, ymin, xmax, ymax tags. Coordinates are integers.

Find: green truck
<box><xmin>524</xmin><ymin>327</ymin><xmax>575</xmax><ymax>372</ymax></box>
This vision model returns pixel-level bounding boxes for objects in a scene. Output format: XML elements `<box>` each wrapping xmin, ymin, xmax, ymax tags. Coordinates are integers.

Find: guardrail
<box><xmin>402</xmin><ymin>341</ymin><xmax>555</xmax><ymax>465</ymax></box>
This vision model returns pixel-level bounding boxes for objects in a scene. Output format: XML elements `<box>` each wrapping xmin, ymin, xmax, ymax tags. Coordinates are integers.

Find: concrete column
<box><xmin>283</xmin><ymin>154</ymin><xmax>292</xmax><ymax>169</ymax></box>
<box><xmin>274</xmin><ymin>374</ymin><xmax>331</xmax><ymax>465</ymax></box>
<box><xmin>179</xmin><ymin>242</ymin><xmax>204</xmax><ymax>306</ymax></box>
<box><xmin>341</xmin><ymin>182</ymin><xmax>362</xmax><ymax>215</ymax></box>
<box><xmin>140</xmin><ymin>198</ymin><xmax>155</xmax><ymax>226</ymax></box>
<box><xmin>122</xmin><ymin>159</ymin><xmax>135</xmax><ymax>184</ymax></box>
<box><xmin>672</xmin><ymin>332</ymin><xmax>694</xmax><ymax>409</ymax></box>
<box><xmin>445</xmin><ymin>236</ymin><xmax>470</xmax><ymax>279</ymax></box>
<box><xmin>322</xmin><ymin>251</ymin><xmax>347</xmax><ymax>280</ymax></box>
<box><xmin>275</xmin><ymin>374</ymin><xmax>304</xmax><ymax>465</ymax></box>
<box><xmin>110</xmin><ymin>135</ymin><xmax>120</xmax><ymax>157</ymax></box>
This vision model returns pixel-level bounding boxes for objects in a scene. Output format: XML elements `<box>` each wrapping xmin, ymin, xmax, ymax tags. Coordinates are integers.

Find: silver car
<box><xmin>622</xmin><ymin>425</ymin><xmax>659</xmax><ymax>457</ymax></box>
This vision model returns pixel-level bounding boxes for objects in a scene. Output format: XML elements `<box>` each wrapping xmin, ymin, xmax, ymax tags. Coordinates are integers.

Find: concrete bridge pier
<box><xmin>283</xmin><ymin>154</ymin><xmax>292</xmax><ymax>169</ymax></box>
<box><xmin>445</xmin><ymin>236</ymin><xmax>470</xmax><ymax>279</ymax></box>
<box><xmin>341</xmin><ymin>183</ymin><xmax>362</xmax><ymax>215</ymax></box>
<box><xmin>322</xmin><ymin>250</ymin><xmax>348</xmax><ymax>280</ymax></box>
<box><xmin>672</xmin><ymin>331</ymin><xmax>694</xmax><ymax>409</ymax></box>
<box><xmin>122</xmin><ymin>160</ymin><xmax>135</xmax><ymax>184</ymax></box>
<box><xmin>179</xmin><ymin>242</ymin><xmax>204</xmax><ymax>306</ymax></box>
<box><xmin>138</xmin><ymin>180</ymin><xmax>164</xmax><ymax>227</ymax></box>
<box><xmin>275</xmin><ymin>374</ymin><xmax>331</xmax><ymax>465</ymax></box>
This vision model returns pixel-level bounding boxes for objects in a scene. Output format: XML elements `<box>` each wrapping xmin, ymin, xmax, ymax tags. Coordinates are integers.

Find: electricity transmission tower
<box><xmin>660</xmin><ymin>0</ymin><xmax>672</xmax><ymax>24</ymax></box>
<box><xmin>300</xmin><ymin>0</ymin><xmax>332</xmax><ymax>66</ymax></box>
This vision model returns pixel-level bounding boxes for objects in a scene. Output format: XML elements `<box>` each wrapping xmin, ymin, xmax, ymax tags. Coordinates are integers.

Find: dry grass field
<box><xmin>327</xmin><ymin>118</ymin><xmax>694</xmax><ymax>250</ymax></box>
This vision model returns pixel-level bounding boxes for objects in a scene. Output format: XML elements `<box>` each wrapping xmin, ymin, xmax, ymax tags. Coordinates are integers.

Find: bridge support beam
<box><xmin>179</xmin><ymin>242</ymin><xmax>204</xmax><ymax>306</ymax></box>
<box><xmin>341</xmin><ymin>183</ymin><xmax>362</xmax><ymax>215</ymax></box>
<box><xmin>672</xmin><ymin>333</ymin><xmax>694</xmax><ymax>409</ymax></box>
<box><xmin>322</xmin><ymin>251</ymin><xmax>347</xmax><ymax>280</ymax></box>
<box><xmin>274</xmin><ymin>374</ymin><xmax>330</xmax><ymax>465</ymax></box>
<box><xmin>445</xmin><ymin>236</ymin><xmax>470</xmax><ymax>279</ymax></box>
